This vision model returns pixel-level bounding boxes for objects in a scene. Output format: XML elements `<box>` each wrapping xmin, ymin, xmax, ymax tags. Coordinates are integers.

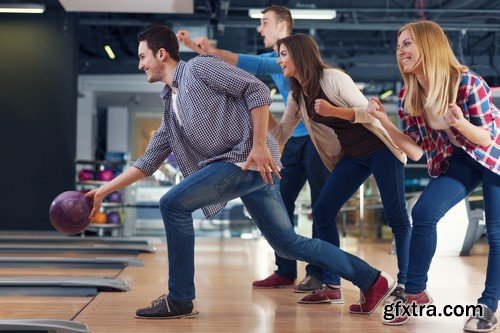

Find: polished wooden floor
<box><xmin>0</xmin><ymin>236</ymin><xmax>491</xmax><ymax>332</ymax></box>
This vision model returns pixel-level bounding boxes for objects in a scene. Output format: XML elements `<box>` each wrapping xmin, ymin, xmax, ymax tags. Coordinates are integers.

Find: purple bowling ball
<box><xmin>49</xmin><ymin>191</ymin><xmax>92</xmax><ymax>235</ymax></box>
<box><xmin>108</xmin><ymin>191</ymin><xmax>122</xmax><ymax>203</ymax></box>
<box><xmin>97</xmin><ymin>169</ymin><xmax>114</xmax><ymax>181</ymax></box>
<box><xmin>107</xmin><ymin>211</ymin><xmax>121</xmax><ymax>224</ymax></box>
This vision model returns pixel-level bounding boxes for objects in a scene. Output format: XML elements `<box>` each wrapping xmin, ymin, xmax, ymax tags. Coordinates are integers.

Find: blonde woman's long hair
<box><xmin>398</xmin><ymin>20</ymin><xmax>467</xmax><ymax>116</ymax></box>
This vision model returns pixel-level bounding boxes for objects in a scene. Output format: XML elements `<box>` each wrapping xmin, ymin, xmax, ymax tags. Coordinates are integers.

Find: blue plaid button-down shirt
<box><xmin>133</xmin><ymin>55</ymin><xmax>281</xmax><ymax>217</ymax></box>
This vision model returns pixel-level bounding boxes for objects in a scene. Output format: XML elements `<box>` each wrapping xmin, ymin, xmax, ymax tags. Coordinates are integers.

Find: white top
<box><xmin>172</xmin><ymin>92</ymin><xmax>182</xmax><ymax>126</ymax></box>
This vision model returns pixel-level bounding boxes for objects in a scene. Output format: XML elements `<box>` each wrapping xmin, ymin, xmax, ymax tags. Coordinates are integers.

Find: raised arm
<box><xmin>193</xmin><ymin>56</ymin><xmax>271</xmax><ymax>107</ymax></box>
<box><xmin>313</xmin><ymin>70</ymin><xmax>369</xmax><ymax>122</ymax></box>
<box><xmin>445</xmin><ymin>103</ymin><xmax>492</xmax><ymax>147</ymax></box>
<box><xmin>445</xmin><ymin>78</ymin><xmax>495</xmax><ymax>147</ymax></box>
<box><xmin>236</xmin><ymin>54</ymin><xmax>283</xmax><ymax>75</ymax></box>
<box><xmin>177</xmin><ymin>30</ymin><xmax>238</xmax><ymax>66</ymax></box>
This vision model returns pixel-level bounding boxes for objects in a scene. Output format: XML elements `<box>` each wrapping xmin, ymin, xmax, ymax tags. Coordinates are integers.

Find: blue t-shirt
<box><xmin>237</xmin><ymin>51</ymin><xmax>308</xmax><ymax>137</ymax></box>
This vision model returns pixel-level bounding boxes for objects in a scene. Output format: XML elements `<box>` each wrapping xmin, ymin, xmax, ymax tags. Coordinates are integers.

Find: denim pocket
<box><xmin>216</xmin><ymin>168</ymin><xmax>263</xmax><ymax>198</ymax></box>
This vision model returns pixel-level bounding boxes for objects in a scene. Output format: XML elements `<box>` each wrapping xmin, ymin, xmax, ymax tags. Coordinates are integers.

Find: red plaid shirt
<box><xmin>398</xmin><ymin>70</ymin><xmax>499</xmax><ymax>177</ymax></box>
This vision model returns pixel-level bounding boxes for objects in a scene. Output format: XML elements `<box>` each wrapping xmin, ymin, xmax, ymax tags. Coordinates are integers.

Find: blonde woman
<box><xmin>369</xmin><ymin>20</ymin><xmax>499</xmax><ymax>331</ymax></box>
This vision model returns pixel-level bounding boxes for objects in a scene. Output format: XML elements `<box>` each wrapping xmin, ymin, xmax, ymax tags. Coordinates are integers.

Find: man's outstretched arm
<box><xmin>177</xmin><ymin>29</ymin><xmax>238</xmax><ymax>66</ymax></box>
<box><xmin>177</xmin><ymin>29</ymin><xmax>282</xmax><ymax>75</ymax></box>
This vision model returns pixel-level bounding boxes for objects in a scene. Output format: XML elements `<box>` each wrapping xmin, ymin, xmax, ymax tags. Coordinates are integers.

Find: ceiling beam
<box><xmin>78</xmin><ymin>18</ymin><xmax>500</xmax><ymax>32</ymax></box>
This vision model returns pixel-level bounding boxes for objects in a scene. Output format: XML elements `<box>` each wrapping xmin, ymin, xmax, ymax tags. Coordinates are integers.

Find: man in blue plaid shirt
<box><xmin>86</xmin><ymin>25</ymin><xmax>395</xmax><ymax>320</ymax></box>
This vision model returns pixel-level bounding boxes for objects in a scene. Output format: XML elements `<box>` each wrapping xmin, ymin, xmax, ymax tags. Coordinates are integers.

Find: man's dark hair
<box><xmin>137</xmin><ymin>25</ymin><xmax>180</xmax><ymax>61</ymax></box>
<box><xmin>262</xmin><ymin>5</ymin><xmax>293</xmax><ymax>35</ymax></box>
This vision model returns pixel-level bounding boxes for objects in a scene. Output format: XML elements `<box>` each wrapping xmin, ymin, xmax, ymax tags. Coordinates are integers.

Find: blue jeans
<box><xmin>406</xmin><ymin>148</ymin><xmax>499</xmax><ymax>312</ymax></box>
<box><xmin>276</xmin><ymin>136</ymin><xmax>331</xmax><ymax>280</ymax></box>
<box><xmin>312</xmin><ymin>146</ymin><xmax>411</xmax><ymax>285</ymax></box>
<box><xmin>159</xmin><ymin>162</ymin><xmax>380</xmax><ymax>301</ymax></box>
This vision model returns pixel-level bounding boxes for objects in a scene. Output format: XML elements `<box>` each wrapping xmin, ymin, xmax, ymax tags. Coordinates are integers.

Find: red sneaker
<box><xmin>382</xmin><ymin>290</ymin><xmax>433</xmax><ymax>326</ymax></box>
<box><xmin>298</xmin><ymin>286</ymin><xmax>344</xmax><ymax>304</ymax></box>
<box><xmin>349</xmin><ymin>271</ymin><xmax>395</xmax><ymax>315</ymax></box>
<box><xmin>252</xmin><ymin>273</ymin><xmax>295</xmax><ymax>289</ymax></box>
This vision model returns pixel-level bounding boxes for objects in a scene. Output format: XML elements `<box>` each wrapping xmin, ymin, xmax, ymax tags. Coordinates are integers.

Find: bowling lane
<box><xmin>0</xmin><ymin>248</ymin><xmax>137</xmax><ymax>276</ymax></box>
<box><xmin>0</xmin><ymin>296</ymin><xmax>91</xmax><ymax>320</ymax></box>
<box><xmin>0</xmin><ymin>251</ymin><xmax>137</xmax><ymax>259</ymax></box>
<box><xmin>0</xmin><ymin>266</ymin><xmax>121</xmax><ymax>277</ymax></box>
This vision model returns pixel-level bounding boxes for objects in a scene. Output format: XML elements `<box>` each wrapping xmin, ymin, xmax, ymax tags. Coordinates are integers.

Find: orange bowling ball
<box><xmin>92</xmin><ymin>211</ymin><xmax>108</xmax><ymax>224</ymax></box>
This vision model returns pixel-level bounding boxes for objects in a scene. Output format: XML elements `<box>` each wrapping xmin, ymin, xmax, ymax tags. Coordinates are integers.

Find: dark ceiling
<box><xmin>6</xmin><ymin>0</ymin><xmax>500</xmax><ymax>92</ymax></box>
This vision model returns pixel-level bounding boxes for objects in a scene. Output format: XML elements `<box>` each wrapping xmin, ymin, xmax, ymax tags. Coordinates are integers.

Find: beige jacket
<box><xmin>271</xmin><ymin>68</ymin><xmax>407</xmax><ymax>171</ymax></box>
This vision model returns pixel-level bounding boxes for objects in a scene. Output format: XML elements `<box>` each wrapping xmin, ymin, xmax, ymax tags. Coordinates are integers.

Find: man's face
<box><xmin>256</xmin><ymin>11</ymin><xmax>282</xmax><ymax>49</ymax></box>
<box><xmin>138</xmin><ymin>41</ymin><xmax>164</xmax><ymax>83</ymax></box>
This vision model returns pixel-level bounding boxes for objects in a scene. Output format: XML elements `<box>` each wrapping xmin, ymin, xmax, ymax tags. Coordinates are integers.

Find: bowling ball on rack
<box><xmin>107</xmin><ymin>191</ymin><xmax>122</xmax><ymax>203</ymax></box>
<box><xmin>97</xmin><ymin>169</ymin><xmax>114</xmax><ymax>181</ymax></box>
<box><xmin>107</xmin><ymin>211</ymin><xmax>121</xmax><ymax>224</ymax></box>
<box><xmin>49</xmin><ymin>191</ymin><xmax>92</xmax><ymax>235</ymax></box>
<box><xmin>92</xmin><ymin>211</ymin><xmax>108</xmax><ymax>224</ymax></box>
<box><xmin>78</xmin><ymin>169</ymin><xmax>94</xmax><ymax>181</ymax></box>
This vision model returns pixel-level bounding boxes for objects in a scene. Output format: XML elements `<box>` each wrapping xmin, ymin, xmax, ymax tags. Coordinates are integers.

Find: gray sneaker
<box><xmin>294</xmin><ymin>275</ymin><xmax>323</xmax><ymax>293</ymax></box>
<box><xmin>464</xmin><ymin>304</ymin><xmax>498</xmax><ymax>332</ymax></box>
<box><xmin>384</xmin><ymin>284</ymin><xmax>405</xmax><ymax>304</ymax></box>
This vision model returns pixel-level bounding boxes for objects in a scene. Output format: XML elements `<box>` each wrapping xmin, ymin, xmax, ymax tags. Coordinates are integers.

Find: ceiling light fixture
<box><xmin>0</xmin><ymin>3</ymin><xmax>45</xmax><ymax>14</ymax></box>
<box><xmin>249</xmin><ymin>8</ymin><xmax>336</xmax><ymax>20</ymax></box>
<box><xmin>104</xmin><ymin>45</ymin><xmax>116</xmax><ymax>60</ymax></box>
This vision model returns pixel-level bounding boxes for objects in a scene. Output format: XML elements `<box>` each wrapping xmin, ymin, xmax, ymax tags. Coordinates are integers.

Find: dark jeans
<box><xmin>159</xmin><ymin>162</ymin><xmax>380</xmax><ymax>301</ymax></box>
<box><xmin>275</xmin><ymin>136</ymin><xmax>331</xmax><ymax>281</ymax></box>
<box><xmin>406</xmin><ymin>148</ymin><xmax>500</xmax><ymax>312</ymax></box>
<box><xmin>311</xmin><ymin>146</ymin><xmax>411</xmax><ymax>285</ymax></box>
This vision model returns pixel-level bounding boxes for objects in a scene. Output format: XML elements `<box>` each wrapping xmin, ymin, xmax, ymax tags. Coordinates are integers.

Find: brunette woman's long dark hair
<box><xmin>276</xmin><ymin>33</ymin><xmax>329</xmax><ymax>110</ymax></box>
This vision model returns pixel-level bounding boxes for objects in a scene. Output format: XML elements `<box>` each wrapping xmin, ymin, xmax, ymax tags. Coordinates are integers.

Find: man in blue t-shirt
<box><xmin>178</xmin><ymin>5</ymin><xmax>335</xmax><ymax>297</ymax></box>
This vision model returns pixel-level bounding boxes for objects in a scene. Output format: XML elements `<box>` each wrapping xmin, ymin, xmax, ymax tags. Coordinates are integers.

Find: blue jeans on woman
<box><xmin>159</xmin><ymin>161</ymin><xmax>380</xmax><ymax>301</ymax></box>
<box><xmin>276</xmin><ymin>135</ymin><xmax>331</xmax><ymax>281</ymax></box>
<box><xmin>406</xmin><ymin>148</ymin><xmax>500</xmax><ymax>311</ymax></box>
<box><xmin>311</xmin><ymin>146</ymin><xmax>411</xmax><ymax>286</ymax></box>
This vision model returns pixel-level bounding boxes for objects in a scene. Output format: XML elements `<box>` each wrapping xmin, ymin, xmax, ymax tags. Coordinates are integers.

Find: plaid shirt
<box><xmin>133</xmin><ymin>55</ymin><xmax>279</xmax><ymax>217</ymax></box>
<box><xmin>398</xmin><ymin>70</ymin><xmax>499</xmax><ymax>177</ymax></box>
